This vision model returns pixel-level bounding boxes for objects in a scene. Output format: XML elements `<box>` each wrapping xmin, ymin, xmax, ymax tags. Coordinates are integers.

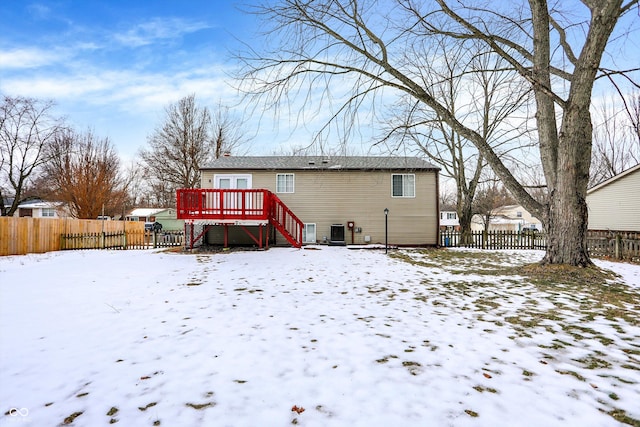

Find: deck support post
<box><xmin>266</xmin><ymin>224</ymin><xmax>270</xmax><ymax>249</ymax></box>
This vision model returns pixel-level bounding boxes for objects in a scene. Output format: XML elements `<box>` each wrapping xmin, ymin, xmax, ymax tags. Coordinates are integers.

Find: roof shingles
<box><xmin>201</xmin><ymin>156</ymin><xmax>438</xmax><ymax>171</ymax></box>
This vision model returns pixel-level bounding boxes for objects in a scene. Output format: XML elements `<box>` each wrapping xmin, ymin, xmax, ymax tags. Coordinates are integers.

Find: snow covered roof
<box><xmin>17</xmin><ymin>199</ymin><xmax>63</xmax><ymax>209</ymax></box>
<box><xmin>128</xmin><ymin>208</ymin><xmax>169</xmax><ymax>217</ymax></box>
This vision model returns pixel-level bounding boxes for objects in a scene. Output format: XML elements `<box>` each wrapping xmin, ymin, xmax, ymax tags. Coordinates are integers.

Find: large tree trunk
<box><xmin>530</xmin><ymin>0</ymin><xmax>622</xmax><ymax>266</ymax></box>
<box><xmin>543</xmin><ymin>103</ymin><xmax>593</xmax><ymax>266</ymax></box>
<box><xmin>456</xmin><ymin>181</ymin><xmax>476</xmax><ymax>246</ymax></box>
<box><xmin>545</xmin><ymin>192</ymin><xmax>590</xmax><ymax>266</ymax></box>
<box><xmin>458</xmin><ymin>208</ymin><xmax>473</xmax><ymax>246</ymax></box>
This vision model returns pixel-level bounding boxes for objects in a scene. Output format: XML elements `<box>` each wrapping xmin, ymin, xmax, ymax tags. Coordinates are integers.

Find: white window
<box><xmin>447</xmin><ymin>212</ymin><xmax>457</xmax><ymax>220</ymax></box>
<box><xmin>516</xmin><ymin>211</ymin><xmax>523</xmax><ymax>218</ymax></box>
<box><xmin>219</xmin><ymin>178</ymin><xmax>231</xmax><ymax>189</ymax></box>
<box><xmin>392</xmin><ymin>174</ymin><xmax>415</xmax><ymax>197</ymax></box>
<box><xmin>303</xmin><ymin>223</ymin><xmax>316</xmax><ymax>243</ymax></box>
<box><xmin>41</xmin><ymin>208</ymin><xmax>56</xmax><ymax>217</ymax></box>
<box><xmin>214</xmin><ymin>174</ymin><xmax>252</xmax><ymax>189</ymax></box>
<box><xmin>276</xmin><ymin>173</ymin><xmax>295</xmax><ymax>193</ymax></box>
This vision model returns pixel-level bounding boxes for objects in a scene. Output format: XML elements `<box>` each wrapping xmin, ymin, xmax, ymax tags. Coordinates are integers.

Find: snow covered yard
<box><xmin>1</xmin><ymin>247</ymin><xmax>639</xmax><ymax>427</ymax></box>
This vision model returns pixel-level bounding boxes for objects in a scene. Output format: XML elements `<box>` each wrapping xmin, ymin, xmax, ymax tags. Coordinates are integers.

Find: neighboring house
<box><xmin>154</xmin><ymin>208</ymin><xmax>184</xmax><ymax>231</ymax></box>
<box><xmin>178</xmin><ymin>156</ymin><xmax>440</xmax><ymax>247</ymax></box>
<box><xmin>587</xmin><ymin>163</ymin><xmax>640</xmax><ymax>232</ymax></box>
<box><xmin>440</xmin><ymin>211</ymin><xmax>460</xmax><ymax>231</ymax></box>
<box><xmin>126</xmin><ymin>207</ymin><xmax>183</xmax><ymax>230</ymax></box>
<box><xmin>471</xmin><ymin>205</ymin><xmax>543</xmax><ymax>232</ymax></box>
<box><xmin>126</xmin><ymin>208</ymin><xmax>166</xmax><ymax>223</ymax></box>
<box><xmin>11</xmin><ymin>199</ymin><xmax>68</xmax><ymax>218</ymax></box>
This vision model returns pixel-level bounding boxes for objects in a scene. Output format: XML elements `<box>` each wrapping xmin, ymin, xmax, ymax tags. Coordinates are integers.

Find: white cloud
<box><xmin>113</xmin><ymin>17</ymin><xmax>211</xmax><ymax>48</ymax></box>
<box><xmin>0</xmin><ymin>47</ymin><xmax>63</xmax><ymax>69</ymax></box>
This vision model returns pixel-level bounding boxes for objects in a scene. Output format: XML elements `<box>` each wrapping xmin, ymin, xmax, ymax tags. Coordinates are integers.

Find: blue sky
<box><xmin>1</xmin><ymin>1</ymin><xmax>638</xmax><ymax>164</ymax></box>
<box><xmin>0</xmin><ymin>1</ymin><xmax>296</xmax><ymax>160</ymax></box>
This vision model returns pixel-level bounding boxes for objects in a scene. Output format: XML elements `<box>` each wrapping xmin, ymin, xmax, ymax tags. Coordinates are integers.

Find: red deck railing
<box><xmin>176</xmin><ymin>189</ymin><xmax>303</xmax><ymax>247</ymax></box>
<box><xmin>177</xmin><ymin>189</ymin><xmax>269</xmax><ymax>221</ymax></box>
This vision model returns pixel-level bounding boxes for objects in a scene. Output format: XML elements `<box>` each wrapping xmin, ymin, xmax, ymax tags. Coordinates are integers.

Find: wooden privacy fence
<box><xmin>440</xmin><ymin>229</ymin><xmax>640</xmax><ymax>262</ymax></box>
<box><xmin>0</xmin><ymin>217</ymin><xmax>148</xmax><ymax>256</ymax></box>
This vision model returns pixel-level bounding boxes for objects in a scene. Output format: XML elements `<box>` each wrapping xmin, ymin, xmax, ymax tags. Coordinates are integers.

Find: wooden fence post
<box><xmin>615</xmin><ymin>233</ymin><xmax>622</xmax><ymax>260</ymax></box>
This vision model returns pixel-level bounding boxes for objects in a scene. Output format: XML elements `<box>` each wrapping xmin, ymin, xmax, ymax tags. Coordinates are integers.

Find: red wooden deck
<box><xmin>176</xmin><ymin>189</ymin><xmax>303</xmax><ymax>248</ymax></box>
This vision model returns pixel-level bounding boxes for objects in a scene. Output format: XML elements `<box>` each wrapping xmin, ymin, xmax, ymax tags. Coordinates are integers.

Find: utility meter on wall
<box><xmin>347</xmin><ymin>221</ymin><xmax>355</xmax><ymax>229</ymax></box>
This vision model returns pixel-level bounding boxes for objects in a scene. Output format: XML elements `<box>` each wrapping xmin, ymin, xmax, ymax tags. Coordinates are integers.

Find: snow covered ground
<box><xmin>1</xmin><ymin>247</ymin><xmax>639</xmax><ymax>427</ymax></box>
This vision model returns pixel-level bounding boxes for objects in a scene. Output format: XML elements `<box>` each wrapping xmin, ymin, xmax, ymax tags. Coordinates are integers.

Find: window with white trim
<box><xmin>391</xmin><ymin>174</ymin><xmax>415</xmax><ymax>197</ymax></box>
<box><xmin>214</xmin><ymin>174</ymin><xmax>252</xmax><ymax>189</ymax></box>
<box><xmin>303</xmin><ymin>223</ymin><xmax>316</xmax><ymax>243</ymax></box>
<box><xmin>276</xmin><ymin>173</ymin><xmax>295</xmax><ymax>193</ymax></box>
<box><xmin>41</xmin><ymin>208</ymin><xmax>56</xmax><ymax>217</ymax></box>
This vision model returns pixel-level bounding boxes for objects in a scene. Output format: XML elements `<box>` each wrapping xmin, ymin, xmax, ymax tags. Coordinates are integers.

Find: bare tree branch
<box><xmin>0</xmin><ymin>95</ymin><xmax>65</xmax><ymax>216</ymax></box>
<box><xmin>237</xmin><ymin>0</ymin><xmax>636</xmax><ymax>265</ymax></box>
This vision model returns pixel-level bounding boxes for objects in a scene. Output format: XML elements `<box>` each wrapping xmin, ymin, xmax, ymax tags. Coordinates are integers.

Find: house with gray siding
<box><xmin>178</xmin><ymin>156</ymin><xmax>440</xmax><ymax>247</ymax></box>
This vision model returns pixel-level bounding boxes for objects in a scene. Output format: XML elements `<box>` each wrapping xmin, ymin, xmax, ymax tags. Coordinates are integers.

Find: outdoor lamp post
<box><xmin>384</xmin><ymin>208</ymin><xmax>389</xmax><ymax>254</ymax></box>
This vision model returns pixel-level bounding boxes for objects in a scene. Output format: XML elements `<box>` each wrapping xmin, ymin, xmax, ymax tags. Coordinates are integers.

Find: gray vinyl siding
<box><xmin>587</xmin><ymin>168</ymin><xmax>640</xmax><ymax>231</ymax></box>
<box><xmin>201</xmin><ymin>168</ymin><xmax>439</xmax><ymax>245</ymax></box>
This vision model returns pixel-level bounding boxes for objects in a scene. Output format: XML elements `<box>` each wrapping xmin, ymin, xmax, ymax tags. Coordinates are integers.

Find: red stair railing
<box><xmin>268</xmin><ymin>192</ymin><xmax>304</xmax><ymax>248</ymax></box>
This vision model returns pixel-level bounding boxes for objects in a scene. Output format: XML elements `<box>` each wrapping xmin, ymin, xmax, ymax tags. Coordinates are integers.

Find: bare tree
<box><xmin>473</xmin><ymin>182</ymin><xmax>516</xmax><ymax>231</ymax></box>
<box><xmin>238</xmin><ymin>0</ymin><xmax>638</xmax><ymax>266</ymax></box>
<box><xmin>0</xmin><ymin>95</ymin><xmax>64</xmax><ymax>216</ymax></box>
<box><xmin>41</xmin><ymin>129</ymin><xmax>127</xmax><ymax>218</ymax></box>
<box><xmin>212</xmin><ymin>101</ymin><xmax>250</xmax><ymax>159</ymax></box>
<box><xmin>119</xmin><ymin>160</ymin><xmax>148</xmax><ymax>217</ymax></box>
<box><xmin>439</xmin><ymin>184</ymin><xmax>457</xmax><ymax>211</ymax></box>
<box><xmin>590</xmin><ymin>92</ymin><xmax>640</xmax><ymax>186</ymax></box>
<box><xmin>381</xmin><ymin>38</ymin><xmax>532</xmax><ymax>244</ymax></box>
<box><xmin>139</xmin><ymin>94</ymin><xmax>247</xmax><ymax>205</ymax></box>
<box><xmin>630</xmin><ymin>90</ymin><xmax>640</xmax><ymax>142</ymax></box>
